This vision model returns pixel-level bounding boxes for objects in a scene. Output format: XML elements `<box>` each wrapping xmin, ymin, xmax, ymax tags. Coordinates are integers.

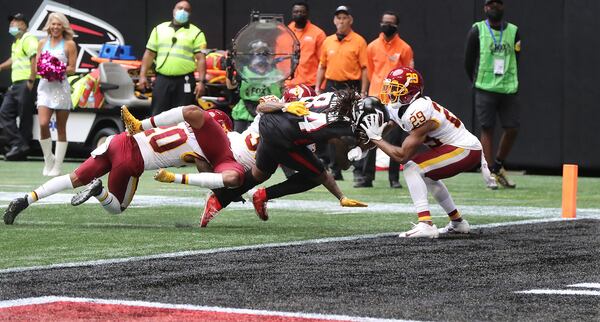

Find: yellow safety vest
<box><xmin>11</xmin><ymin>32</ymin><xmax>38</xmax><ymax>82</ymax></box>
<box><xmin>146</xmin><ymin>22</ymin><xmax>207</xmax><ymax>76</ymax></box>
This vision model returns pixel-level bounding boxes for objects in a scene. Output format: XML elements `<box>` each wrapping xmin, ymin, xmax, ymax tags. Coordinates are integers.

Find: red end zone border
<box><xmin>0</xmin><ymin>297</ymin><xmax>409</xmax><ymax>321</ymax></box>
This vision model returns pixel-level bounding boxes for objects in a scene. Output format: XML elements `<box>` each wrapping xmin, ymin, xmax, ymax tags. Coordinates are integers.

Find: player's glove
<box><xmin>359</xmin><ymin>114</ymin><xmax>386</xmax><ymax>141</ymax></box>
<box><xmin>340</xmin><ymin>197</ymin><xmax>368</xmax><ymax>207</ymax></box>
<box><xmin>347</xmin><ymin>146</ymin><xmax>368</xmax><ymax>162</ymax></box>
<box><xmin>282</xmin><ymin>101</ymin><xmax>310</xmax><ymax>116</ymax></box>
<box><xmin>259</xmin><ymin>95</ymin><xmax>280</xmax><ymax>104</ymax></box>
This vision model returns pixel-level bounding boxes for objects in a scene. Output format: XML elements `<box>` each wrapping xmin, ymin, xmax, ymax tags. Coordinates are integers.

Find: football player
<box><xmin>3</xmin><ymin>107</ymin><xmax>243</xmax><ymax>225</ymax></box>
<box><xmin>359</xmin><ymin>66</ymin><xmax>495</xmax><ymax>238</ymax></box>
<box><xmin>154</xmin><ymin>87</ymin><xmax>369</xmax><ymax>227</ymax></box>
<box><xmin>199</xmin><ymin>88</ymin><xmax>383</xmax><ymax>226</ymax></box>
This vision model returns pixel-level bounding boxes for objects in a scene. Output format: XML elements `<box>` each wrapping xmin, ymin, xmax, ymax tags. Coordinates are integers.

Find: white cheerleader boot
<box><xmin>39</xmin><ymin>138</ymin><xmax>55</xmax><ymax>176</ymax></box>
<box><xmin>47</xmin><ymin>141</ymin><xmax>67</xmax><ymax>177</ymax></box>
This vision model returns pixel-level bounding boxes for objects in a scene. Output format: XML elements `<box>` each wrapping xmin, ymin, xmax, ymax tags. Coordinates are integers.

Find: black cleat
<box><xmin>4</xmin><ymin>195</ymin><xmax>29</xmax><ymax>225</ymax></box>
<box><xmin>71</xmin><ymin>179</ymin><xmax>103</xmax><ymax>206</ymax></box>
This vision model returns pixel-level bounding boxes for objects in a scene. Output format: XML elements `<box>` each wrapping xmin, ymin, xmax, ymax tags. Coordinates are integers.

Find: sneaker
<box><xmin>121</xmin><ymin>105</ymin><xmax>143</xmax><ymax>135</ymax></box>
<box><xmin>4</xmin><ymin>195</ymin><xmax>29</xmax><ymax>225</ymax></box>
<box><xmin>154</xmin><ymin>169</ymin><xmax>175</xmax><ymax>183</ymax></box>
<box><xmin>487</xmin><ymin>178</ymin><xmax>499</xmax><ymax>190</ymax></box>
<box><xmin>71</xmin><ymin>179</ymin><xmax>103</xmax><ymax>206</ymax></box>
<box><xmin>399</xmin><ymin>222</ymin><xmax>439</xmax><ymax>238</ymax></box>
<box><xmin>492</xmin><ymin>167</ymin><xmax>516</xmax><ymax>188</ymax></box>
<box><xmin>252</xmin><ymin>188</ymin><xmax>269</xmax><ymax>221</ymax></box>
<box><xmin>201</xmin><ymin>191</ymin><xmax>222</xmax><ymax>228</ymax></box>
<box><xmin>438</xmin><ymin>219</ymin><xmax>470</xmax><ymax>234</ymax></box>
<box><xmin>390</xmin><ymin>180</ymin><xmax>403</xmax><ymax>189</ymax></box>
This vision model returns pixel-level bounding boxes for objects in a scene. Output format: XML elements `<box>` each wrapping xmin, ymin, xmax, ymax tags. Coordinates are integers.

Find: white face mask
<box><xmin>174</xmin><ymin>9</ymin><xmax>189</xmax><ymax>24</ymax></box>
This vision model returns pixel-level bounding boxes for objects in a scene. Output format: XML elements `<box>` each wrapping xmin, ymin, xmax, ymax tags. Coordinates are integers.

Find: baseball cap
<box><xmin>484</xmin><ymin>0</ymin><xmax>503</xmax><ymax>5</ymax></box>
<box><xmin>8</xmin><ymin>13</ymin><xmax>28</xmax><ymax>24</ymax></box>
<box><xmin>334</xmin><ymin>5</ymin><xmax>351</xmax><ymax>16</ymax></box>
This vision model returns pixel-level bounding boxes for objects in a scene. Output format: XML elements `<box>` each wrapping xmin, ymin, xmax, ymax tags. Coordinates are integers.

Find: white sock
<box><xmin>94</xmin><ymin>188</ymin><xmax>123</xmax><ymax>214</ymax></box>
<box><xmin>142</xmin><ymin>106</ymin><xmax>185</xmax><ymax>130</ymax></box>
<box><xmin>174</xmin><ymin>173</ymin><xmax>225</xmax><ymax>189</ymax></box>
<box><xmin>424</xmin><ymin>177</ymin><xmax>457</xmax><ymax>214</ymax></box>
<box><xmin>402</xmin><ymin>161</ymin><xmax>429</xmax><ymax>213</ymax></box>
<box><xmin>28</xmin><ymin>174</ymin><xmax>74</xmax><ymax>204</ymax></box>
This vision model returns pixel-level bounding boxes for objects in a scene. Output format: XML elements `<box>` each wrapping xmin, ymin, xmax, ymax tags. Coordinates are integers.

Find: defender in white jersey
<box><xmin>360</xmin><ymin>66</ymin><xmax>495</xmax><ymax>238</ymax></box>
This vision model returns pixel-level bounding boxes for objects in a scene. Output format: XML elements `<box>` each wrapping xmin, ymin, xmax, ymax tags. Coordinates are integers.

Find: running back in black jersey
<box><xmin>260</xmin><ymin>92</ymin><xmax>354</xmax><ymax>148</ymax></box>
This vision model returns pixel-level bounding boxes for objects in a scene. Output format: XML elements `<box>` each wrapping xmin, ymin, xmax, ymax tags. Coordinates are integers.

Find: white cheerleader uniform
<box><xmin>36</xmin><ymin>38</ymin><xmax>73</xmax><ymax>110</ymax></box>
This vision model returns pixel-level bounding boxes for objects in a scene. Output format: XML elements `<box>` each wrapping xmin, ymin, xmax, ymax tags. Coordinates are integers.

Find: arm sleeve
<box><xmin>464</xmin><ymin>26</ymin><xmax>479</xmax><ymax>82</ymax></box>
<box><xmin>366</xmin><ymin>45</ymin><xmax>374</xmax><ymax>80</ymax></box>
<box><xmin>24</xmin><ymin>36</ymin><xmax>39</xmax><ymax>58</ymax></box>
<box><xmin>400</xmin><ymin>45</ymin><xmax>414</xmax><ymax>68</ymax></box>
<box><xmin>319</xmin><ymin>39</ymin><xmax>328</xmax><ymax>67</ymax></box>
<box><xmin>146</xmin><ymin>27</ymin><xmax>158</xmax><ymax>52</ymax></box>
<box><xmin>358</xmin><ymin>40</ymin><xmax>368</xmax><ymax>68</ymax></box>
<box><xmin>194</xmin><ymin>31</ymin><xmax>207</xmax><ymax>53</ymax></box>
<box><xmin>315</xmin><ymin>30</ymin><xmax>326</xmax><ymax>58</ymax></box>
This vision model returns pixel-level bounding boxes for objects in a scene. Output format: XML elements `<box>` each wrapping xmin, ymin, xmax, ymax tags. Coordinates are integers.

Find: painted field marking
<box><xmin>0</xmin><ymin>296</ymin><xmax>416</xmax><ymax>322</ymax></box>
<box><xmin>2</xmin><ymin>192</ymin><xmax>600</xmax><ymax>218</ymax></box>
<box><xmin>517</xmin><ymin>282</ymin><xmax>600</xmax><ymax>296</ymax></box>
<box><xmin>0</xmin><ymin>217</ymin><xmax>575</xmax><ymax>275</ymax></box>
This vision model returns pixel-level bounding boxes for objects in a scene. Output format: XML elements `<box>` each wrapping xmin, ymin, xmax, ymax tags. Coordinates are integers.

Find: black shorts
<box><xmin>474</xmin><ymin>88</ymin><xmax>520</xmax><ymax>129</ymax></box>
<box><xmin>255</xmin><ymin>142</ymin><xmax>325</xmax><ymax>177</ymax></box>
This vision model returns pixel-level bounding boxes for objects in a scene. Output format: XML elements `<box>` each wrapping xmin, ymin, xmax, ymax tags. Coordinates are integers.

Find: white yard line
<box><xmin>0</xmin><ymin>296</ymin><xmax>414</xmax><ymax>322</ymax></box>
<box><xmin>0</xmin><ymin>217</ymin><xmax>582</xmax><ymax>275</ymax></box>
<box><xmin>2</xmin><ymin>192</ymin><xmax>600</xmax><ymax>218</ymax></box>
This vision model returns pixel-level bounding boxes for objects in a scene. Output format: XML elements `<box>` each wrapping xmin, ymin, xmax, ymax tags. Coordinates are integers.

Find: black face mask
<box><xmin>336</xmin><ymin>33</ymin><xmax>346</xmax><ymax>41</ymax></box>
<box><xmin>381</xmin><ymin>24</ymin><xmax>397</xmax><ymax>37</ymax></box>
<box><xmin>293</xmin><ymin>15</ymin><xmax>308</xmax><ymax>28</ymax></box>
<box><xmin>486</xmin><ymin>8</ymin><xmax>504</xmax><ymax>23</ymax></box>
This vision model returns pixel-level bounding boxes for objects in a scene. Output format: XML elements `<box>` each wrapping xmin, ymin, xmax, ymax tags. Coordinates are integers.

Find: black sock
<box><xmin>492</xmin><ymin>158</ymin><xmax>504</xmax><ymax>173</ymax></box>
<box><xmin>265</xmin><ymin>173</ymin><xmax>320</xmax><ymax>200</ymax></box>
<box><xmin>214</xmin><ymin>170</ymin><xmax>259</xmax><ymax>208</ymax></box>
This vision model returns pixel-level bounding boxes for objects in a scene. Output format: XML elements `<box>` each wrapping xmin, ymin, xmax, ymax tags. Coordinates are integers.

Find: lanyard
<box><xmin>485</xmin><ymin>20</ymin><xmax>503</xmax><ymax>50</ymax></box>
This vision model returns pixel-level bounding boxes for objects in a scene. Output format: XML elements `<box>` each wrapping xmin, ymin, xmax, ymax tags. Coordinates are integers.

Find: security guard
<box><xmin>0</xmin><ymin>13</ymin><xmax>38</xmax><ymax>160</ymax></box>
<box><xmin>139</xmin><ymin>0</ymin><xmax>207</xmax><ymax>115</ymax></box>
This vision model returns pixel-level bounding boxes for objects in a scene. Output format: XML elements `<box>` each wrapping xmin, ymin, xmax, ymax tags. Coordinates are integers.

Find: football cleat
<box><xmin>438</xmin><ymin>219</ymin><xmax>470</xmax><ymax>235</ymax></box>
<box><xmin>492</xmin><ymin>167</ymin><xmax>516</xmax><ymax>188</ymax></box>
<box><xmin>201</xmin><ymin>191</ymin><xmax>222</xmax><ymax>228</ymax></box>
<box><xmin>121</xmin><ymin>105</ymin><xmax>143</xmax><ymax>135</ymax></box>
<box><xmin>487</xmin><ymin>178</ymin><xmax>499</xmax><ymax>190</ymax></box>
<box><xmin>154</xmin><ymin>169</ymin><xmax>176</xmax><ymax>183</ymax></box>
<box><xmin>252</xmin><ymin>188</ymin><xmax>269</xmax><ymax>221</ymax></box>
<box><xmin>71</xmin><ymin>178</ymin><xmax>103</xmax><ymax>206</ymax></box>
<box><xmin>399</xmin><ymin>222</ymin><xmax>439</xmax><ymax>239</ymax></box>
<box><xmin>4</xmin><ymin>195</ymin><xmax>29</xmax><ymax>225</ymax></box>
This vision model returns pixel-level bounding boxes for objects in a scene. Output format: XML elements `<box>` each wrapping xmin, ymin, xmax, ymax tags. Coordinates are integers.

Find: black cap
<box><xmin>8</xmin><ymin>13</ymin><xmax>28</xmax><ymax>24</ymax></box>
<box><xmin>484</xmin><ymin>0</ymin><xmax>503</xmax><ymax>5</ymax></box>
<box><xmin>334</xmin><ymin>5</ymin><xmax>351</xmax><ymax>16</ymax></box>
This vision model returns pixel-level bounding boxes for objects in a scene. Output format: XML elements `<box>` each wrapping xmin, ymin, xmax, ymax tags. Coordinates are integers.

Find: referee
<box><xmin>139</xmin><ymin>0</ymin><xmax>207</xmax><ymax>115</ymax></box>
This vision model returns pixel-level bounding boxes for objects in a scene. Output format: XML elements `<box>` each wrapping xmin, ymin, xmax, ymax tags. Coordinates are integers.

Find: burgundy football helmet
<box><xmin>282</xmin><ymin>84</ymin><xmax>317</xmax><ymax>103</ymax></box>
<box><xmin>379</xmin><ymin>67</ymin><xmax>424</xmax><ymax>107</ymax></box>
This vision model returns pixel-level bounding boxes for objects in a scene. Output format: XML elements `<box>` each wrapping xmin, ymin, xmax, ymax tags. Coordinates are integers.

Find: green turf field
<box><xmin>1</xmin><ymin>161</ymin><xmax>599</xmax><ymax>269</ymax></box>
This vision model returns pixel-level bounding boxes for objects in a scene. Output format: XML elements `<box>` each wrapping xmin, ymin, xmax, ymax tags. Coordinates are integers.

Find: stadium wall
<box><xmin>1</xmin><ymin>0</ymin><xmax>599</xmax><ymax>174</ymax></box>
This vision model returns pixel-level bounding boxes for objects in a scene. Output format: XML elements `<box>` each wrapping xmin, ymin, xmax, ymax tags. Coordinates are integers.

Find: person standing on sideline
<box><xmin>465</xmin><ymin>0</ymin><xmax>521</xmax><ymax>189</ymax></box>
<box><xmin>35</xmin><ymin>12</ymin><xmax>77</xmax><ymax>176</ymax></box>
<box><xmin>356</xmin><ymin>11</ymin><xmax>414</xmax><ymax>188</ymax></box>
<box><xmin>0</xmin><ymin>13</ymin><xmax>38</xmax><ymax>161</ymax></box>
<box><xmin>286</xmin><ymin>1</ymin><xmax>326</xmax><ymax>89</ymax></box>
<box><xmin>139</xmin><ymin>0</ymin><xmax>207</xmax><ymax>116</ymax></box>
<box><xmin>315</xmin><ymin>5</ymin><xmax>368</xmax><ymax>180</ymax></box>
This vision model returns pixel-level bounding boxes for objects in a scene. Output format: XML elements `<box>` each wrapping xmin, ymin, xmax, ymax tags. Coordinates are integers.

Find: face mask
<box><xmin>381</xmin><ymin>24</ymin><xmax>397</xmax><ymax>37</ymax></box>
<box><xmin>8</xmin><ymin>26</ymin><xmax>19</xmax><ymax>37</ymax></box>
<box><xmin>486</xmin><ymin>8</ymin><xmax>504</xmax><ymax>22</ymax></box>
<box><xmin>293</xmin><ymin>15</ymin><xmax>308</xmax><ymax>28</ymax></box>
<box><xmin>174</xmin><ymin>9</ymin><xmax>189</xmax><ymax>24</ymax></box>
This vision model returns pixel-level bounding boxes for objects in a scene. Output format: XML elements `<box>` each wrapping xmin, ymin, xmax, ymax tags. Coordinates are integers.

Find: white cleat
<box><xmin>438</xmin><ymin>219</ymin><xmax>470</xmax><ymax>235</ymax></box>
<box><xmin>399</xmin><ymin>222</ymin><xmax>439</xmax><ymax>239</ymax></box>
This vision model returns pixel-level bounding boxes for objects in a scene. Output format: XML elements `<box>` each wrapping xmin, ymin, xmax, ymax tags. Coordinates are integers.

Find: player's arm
<box><xmin>368</xmin><ymin>120</ymin><xmax>436</xmax><ymax>164</ymax></box>
<box><xmin>256</xmin><ymin>99</ymin><xmax>310</xmax><ymax>116</ymax></box>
